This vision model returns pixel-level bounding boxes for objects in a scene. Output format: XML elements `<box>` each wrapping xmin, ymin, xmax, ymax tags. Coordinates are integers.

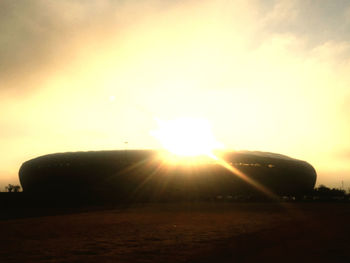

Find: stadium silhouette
<box><xmin>19</xmin><ymin>150</ymin><xmax>317</xmax><ymax>201</ymax></box>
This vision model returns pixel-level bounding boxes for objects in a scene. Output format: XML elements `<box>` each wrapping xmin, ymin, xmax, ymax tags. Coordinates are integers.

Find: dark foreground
<box><xmin>1</xmin><ymin>202</ymin><xmax>350</xmax><ymax>263</ymax></box>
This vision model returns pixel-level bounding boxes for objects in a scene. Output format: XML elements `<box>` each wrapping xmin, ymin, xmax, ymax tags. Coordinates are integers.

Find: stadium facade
<box><xmin>19</xmin><ymin>150</ymin><xmax>317</xmax><ymax>200</ymax></box>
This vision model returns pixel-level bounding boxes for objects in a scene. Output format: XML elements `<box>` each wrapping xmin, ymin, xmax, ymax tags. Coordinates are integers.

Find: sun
<box><xmin>151</xmin><ymin>117</ymin><xmax>223</xmax><ymax>157</ymax></box>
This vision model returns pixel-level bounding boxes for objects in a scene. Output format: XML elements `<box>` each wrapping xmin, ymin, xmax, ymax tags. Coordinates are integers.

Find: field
<box><xmin>1</xmin><ymin>202</ymin><xmax>350</xmax><ymax>263</ymax></box>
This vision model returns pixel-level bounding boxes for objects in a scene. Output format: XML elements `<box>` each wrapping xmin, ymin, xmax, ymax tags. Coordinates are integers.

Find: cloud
<box><xmin>263</xmin><ymin>0</ymin><xmax>350</xmax><ymax>54</ymax></box>
<box><xmin>0</xmin><ymin>0</ymin><xmax>102</xmax><ymax>92</ymax></box>
<box><xmin>1</xmin><ymin>0</ymin><xmax>350</xmax><ymax>95</ymax></box>
<box><xmin>0</xmin><ymin>0</ymin><xmax>181</xmax><ymax>94</ymax></box>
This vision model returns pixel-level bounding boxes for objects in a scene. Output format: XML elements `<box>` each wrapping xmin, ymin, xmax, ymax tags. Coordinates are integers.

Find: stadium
<box><xmin>18</xmin><ymin>150</ymin><xmax>317</xmax><ymax>201</ymax></box>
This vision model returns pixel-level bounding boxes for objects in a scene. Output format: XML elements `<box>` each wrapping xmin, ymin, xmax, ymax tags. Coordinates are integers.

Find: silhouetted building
<box><xmin>19</xmin><ymin>150</ymin><xmax>316</xmax><ymax>200</ymax></box>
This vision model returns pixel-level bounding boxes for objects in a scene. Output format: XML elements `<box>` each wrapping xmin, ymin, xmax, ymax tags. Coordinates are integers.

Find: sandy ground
<box><xmin>0</xmin><ymin>202</ymin><xmax>350</xmax><ymax>263</ymax></box>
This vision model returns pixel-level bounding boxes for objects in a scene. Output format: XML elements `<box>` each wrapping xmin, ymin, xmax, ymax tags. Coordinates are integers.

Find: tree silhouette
<box><xmin>314</xmin><ymin>185</ymin><xmax>346</xmax><ymax>199</ymax></box>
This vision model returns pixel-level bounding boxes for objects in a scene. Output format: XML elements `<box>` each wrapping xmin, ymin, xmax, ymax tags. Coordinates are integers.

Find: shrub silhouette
<box><xmin>5</xmin><ymin>184</ymin><xmax>21</xmax><ymax>192</ymax></box>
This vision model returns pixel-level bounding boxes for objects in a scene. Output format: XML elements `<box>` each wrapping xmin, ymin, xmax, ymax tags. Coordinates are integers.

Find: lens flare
<box><xmin>151</xmin><ymin>117</ymin><xmax>279</xmax><ymax>199</ymax></box>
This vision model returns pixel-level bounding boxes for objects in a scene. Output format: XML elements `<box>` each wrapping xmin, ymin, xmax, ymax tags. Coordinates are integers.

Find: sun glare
<box><xmin>151</xmin><ymin>118</ymin><xmax>223</xmax><ymax>158</ymax></box>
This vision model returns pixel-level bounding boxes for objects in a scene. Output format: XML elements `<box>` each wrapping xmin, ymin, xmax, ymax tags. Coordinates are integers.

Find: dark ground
<box><xmin>0</xmin><ymin>202</ymin><xmax>350</xmax><ymax>263</ymax></box>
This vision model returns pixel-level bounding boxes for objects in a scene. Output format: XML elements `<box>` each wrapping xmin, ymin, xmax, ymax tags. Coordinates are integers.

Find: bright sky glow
<box><xmin>151</xmin><ymin>118</ymin><xmax>223</xmax><ymax>157</ymax></box>
<box><xmin>1</xmin><ymin>0</ymin><xmax>350</xmax><ymax>188</ymax></box>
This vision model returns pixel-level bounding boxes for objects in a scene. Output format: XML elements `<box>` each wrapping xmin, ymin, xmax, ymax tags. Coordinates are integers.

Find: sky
<box><xmin>1</xmin><ymin>0</ymin><xmax>350</xmax><ymax>189</ymax></box>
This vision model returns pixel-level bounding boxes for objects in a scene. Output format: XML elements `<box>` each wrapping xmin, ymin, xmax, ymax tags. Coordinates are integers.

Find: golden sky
<box><xmin>1</xmin><ymin>0</ymin><xmax>350</xmax><ymax>188</ymax></box>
